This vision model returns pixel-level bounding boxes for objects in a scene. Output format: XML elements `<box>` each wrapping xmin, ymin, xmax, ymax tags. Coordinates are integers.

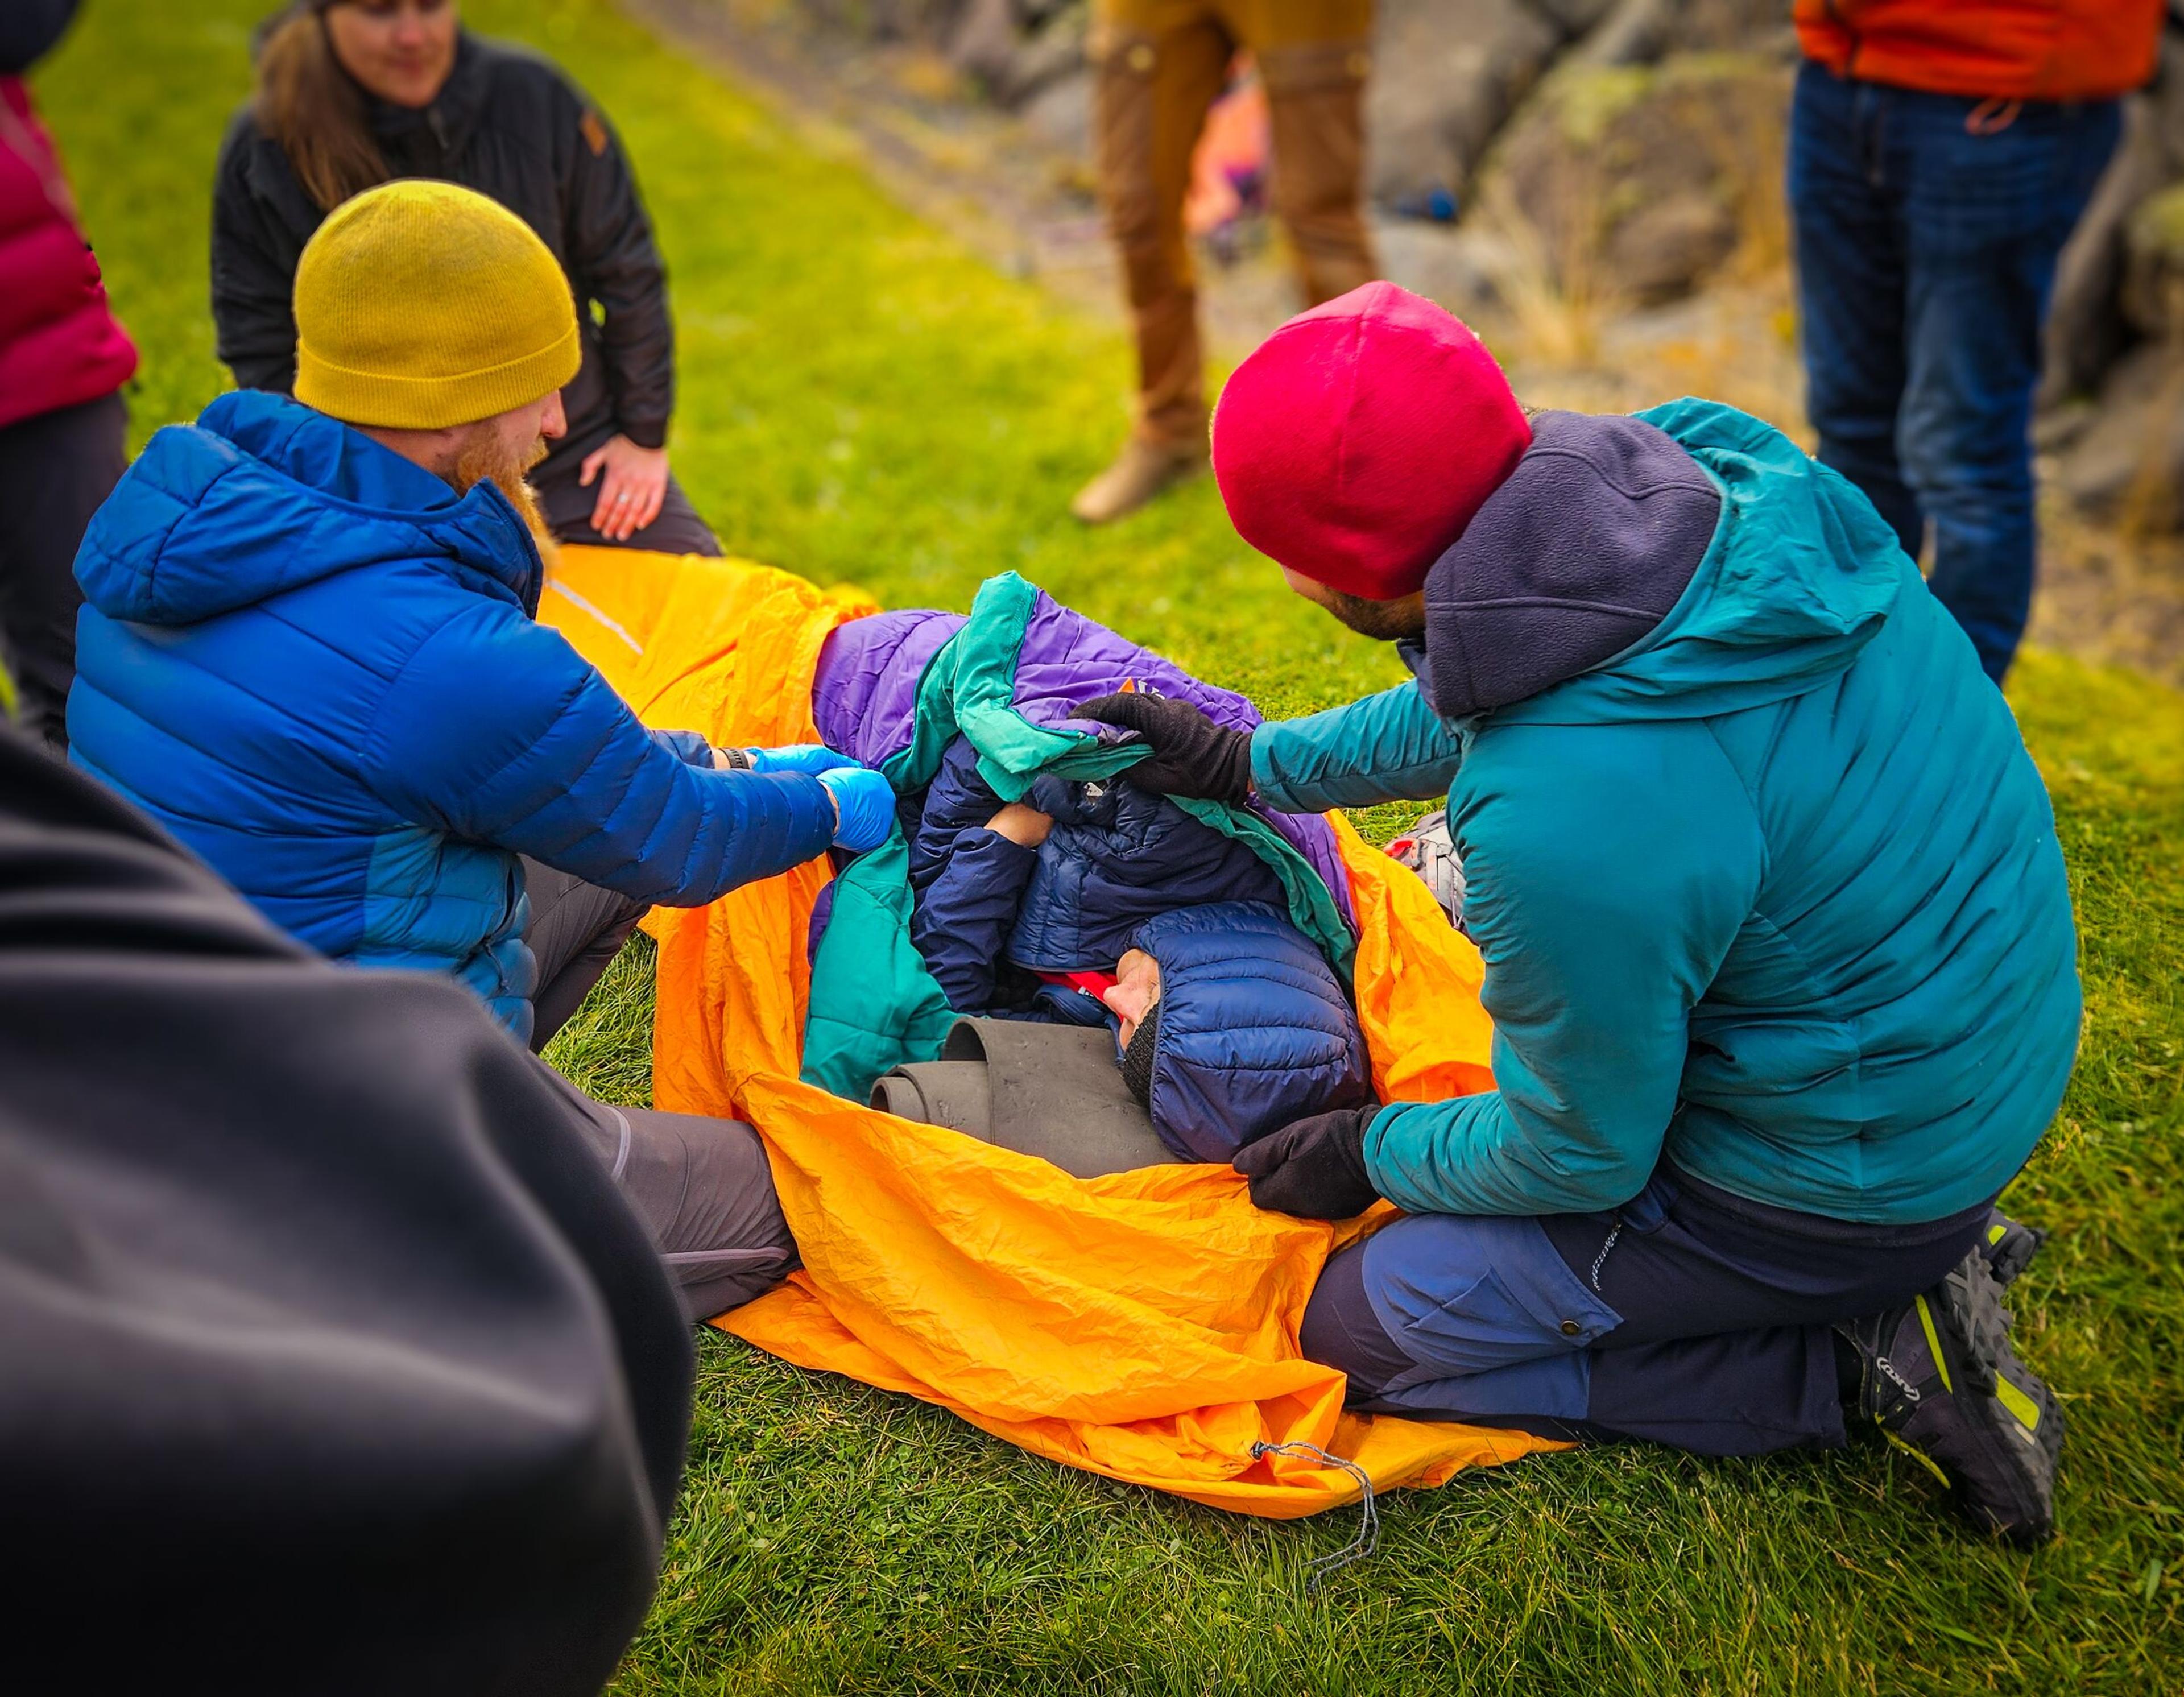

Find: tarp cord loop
<box><xmin>1251</xmin><ymin>1440</ymin><xmax>1380</xmax><ymax>1586</ymax></box>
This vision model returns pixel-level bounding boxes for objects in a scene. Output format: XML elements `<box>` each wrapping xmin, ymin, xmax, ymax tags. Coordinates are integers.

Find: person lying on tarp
<box><xmin>897</xmin><ymin>734</ymin><xmax>1371</xmax><ymax>1163</ymax></box>
<box><xmin>1074</xmin><ymin>283</ymin><xmax>2081</xmax><ymax>1547</ymax></box>
<box><xmin>63</xmin><ymin>179</ymin><xmax>873</xmax><ymax>1319</ymax></box>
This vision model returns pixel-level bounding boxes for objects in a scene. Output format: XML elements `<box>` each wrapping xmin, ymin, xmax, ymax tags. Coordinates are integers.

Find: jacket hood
<box><xmin>1132</xmin><ymin>900</ymin><xmax>1371</xmax><ymax>1164</ymax></box>
<box><xmin>75</xmin><ymin>389</ymin><xmax>543</xmax><ymax>626</ymax></box>
<box><xmin>1425</xmin><ymin>399</ymin><xmax>1906</xmax><ymax>727</ymax></box>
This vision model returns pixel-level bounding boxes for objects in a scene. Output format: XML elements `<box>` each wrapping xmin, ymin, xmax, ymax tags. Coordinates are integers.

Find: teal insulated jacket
<box><xmin>1251</xmin><ymin>400</ymin><xmax>2080</xmax><ymax>1224</ymax></box>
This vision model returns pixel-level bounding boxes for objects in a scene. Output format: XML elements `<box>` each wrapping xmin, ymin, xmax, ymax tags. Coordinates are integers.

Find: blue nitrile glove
<box><xmin>747</xmin><ymin>743</ymin><xmax>862</xmax><ymax>777</ymax></box>
<box><xmin>818</xmin><ymin>766</ymin><xmax>895</xmax><ymax>852</ymax></box>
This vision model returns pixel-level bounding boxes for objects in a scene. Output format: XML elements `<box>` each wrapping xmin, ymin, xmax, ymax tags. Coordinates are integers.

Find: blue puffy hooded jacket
<box><xmin>69</xmin><ymin>391</ymin><xmax>837</xmax><ymax>1042</ymax></box>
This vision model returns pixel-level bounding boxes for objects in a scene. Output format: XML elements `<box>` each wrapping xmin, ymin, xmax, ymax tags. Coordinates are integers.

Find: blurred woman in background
<box><xmin>212</xmin><ymin>0</ymin><xmax>721</xmax><ymax>554</ymax></box>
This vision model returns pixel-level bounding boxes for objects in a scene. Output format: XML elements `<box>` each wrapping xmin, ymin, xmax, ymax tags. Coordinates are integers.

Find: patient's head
<box><xmin>1109</xmin><ymin>904</ymin><xmax>1372</xmax><ymax>1164</ymax></box>
<box><xmin>1103</xmin><ymin>947</ymin><xmax>1161</xmax><ymax>1048</ymax></box>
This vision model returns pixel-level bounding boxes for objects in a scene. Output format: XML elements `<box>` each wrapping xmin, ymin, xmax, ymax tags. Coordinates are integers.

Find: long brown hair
<box><xmin>254</xmin><ymin>4</ymin><xmax>388</xmax><ymax>212</ymax></box>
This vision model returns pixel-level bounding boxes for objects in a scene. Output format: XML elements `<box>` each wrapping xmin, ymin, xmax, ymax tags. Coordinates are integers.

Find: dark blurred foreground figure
<box><xmin>1789</xmin><ymin>0</ymin><xmax>2162</xmax><ymax>681</ymax></box>
<box><xmin>0</xmin><ymin>0</ymin><xmax>135</xmax><ymax>750</ymax></box>
<box><xmin>0</xmin><ymin>725</ymin><xmax>705</xmax><ymax>1692</ymax></box>
<box><xmin>213</xmin><ymin>0</ymin><xmax>718</xmax><ymax>554</ymax></box>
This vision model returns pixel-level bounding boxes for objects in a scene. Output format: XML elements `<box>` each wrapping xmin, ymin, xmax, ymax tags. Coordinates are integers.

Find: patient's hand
<box><xmin>986</xmin><ymin>803</ymin><xmax>1054</xmax><ymax>848</ymax></box>
<box><xmin>1103</xmin><ymin>947</ymin><xmax>1162</xmax><ymax>1046</ymax></box>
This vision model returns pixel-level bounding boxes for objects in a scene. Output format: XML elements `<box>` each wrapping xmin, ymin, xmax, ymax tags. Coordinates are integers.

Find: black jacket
<box><xmin>212</xmin><ymin>30</ymin><xmax>673</xmax><ymax>467</ymax></box>
<box><xmin>0</xmin><ymin>727</ymin><xmax>692</xmax><ymax>1695</ymax></box>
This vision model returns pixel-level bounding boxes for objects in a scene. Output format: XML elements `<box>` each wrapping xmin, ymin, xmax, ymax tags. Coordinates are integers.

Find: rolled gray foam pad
<box><xmin>869</xmin><ymin>1061</ymin><xmax>994</xmax><ymax>1136</ymax></box>
<box><xmin>942</xmin><ymin>1017</ymin><xmax>1182</xmax><ymax>1179</ymax></box>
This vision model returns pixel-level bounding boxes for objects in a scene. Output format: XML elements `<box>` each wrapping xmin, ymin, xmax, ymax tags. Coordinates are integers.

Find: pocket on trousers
<box><xmin>1363</xmin><ymin>1212</ymin><xmax>1622</xmax><ymax>1383</ymax></box>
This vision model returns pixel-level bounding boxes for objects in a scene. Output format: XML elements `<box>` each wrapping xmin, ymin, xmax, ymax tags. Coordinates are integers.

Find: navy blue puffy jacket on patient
<box><xmin>905</xmin><ymin>736</ymin><xmax>1283</xmax><ymax>1013</ymax></box>
<box><xmin>903</xmin><ymin>736</ymin><xmax>1371</xmax><ymax>1157</ymax></box>
<box><xmin>1128</xmin><ymin>902</ymin><xmax>1372</xmax><ymax>1162</ymax></box>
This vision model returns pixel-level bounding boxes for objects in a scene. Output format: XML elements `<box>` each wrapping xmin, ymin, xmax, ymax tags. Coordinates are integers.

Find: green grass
<box><xmin>36</xmin><ymin>1</ymin><xmax>2184</xmax><ymax>1690</ymax></box>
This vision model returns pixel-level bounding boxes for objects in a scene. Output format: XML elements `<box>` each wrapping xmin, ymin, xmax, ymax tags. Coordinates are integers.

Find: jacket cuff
<box><xmin>1246</xmin><ymin>726</ymin><xmax>1293</xmax><ymax>813</ymax></box>
<box><xmin>618</xmin><ymin>417</ymin><xmax>668</xmax><ymax>452</ymax></box>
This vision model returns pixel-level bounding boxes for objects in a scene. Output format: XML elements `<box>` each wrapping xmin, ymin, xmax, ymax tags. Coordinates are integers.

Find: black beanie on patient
<box><xmin>1119</xmin><ymin>1005</ymin><xmax>1160</xmax><ymax>1108</ymax></box>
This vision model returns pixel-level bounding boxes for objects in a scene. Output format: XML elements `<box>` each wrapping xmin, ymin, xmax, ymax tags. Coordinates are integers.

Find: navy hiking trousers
<box><xmin>1301</xmin><ymin>1164</ymin><xmax>1992</xmax><ymax>1455</ymax></box>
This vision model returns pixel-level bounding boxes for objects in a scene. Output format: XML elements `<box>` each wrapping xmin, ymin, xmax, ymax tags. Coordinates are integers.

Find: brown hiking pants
<box><xmin>1091</xmin><ymin>0</ymin><xmax>1378</xmax><ymax>447</ymax></box>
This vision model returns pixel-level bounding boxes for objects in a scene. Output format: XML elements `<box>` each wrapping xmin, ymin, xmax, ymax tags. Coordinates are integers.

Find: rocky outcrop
<box><xmin>733</xmin><ymin>0</ymin><xmax>1798</xmax><ymax>310</ymax></box>
<box><xmin>1478</xmin><ymin>48</ymin><xmax>1792</xmax><ymax>307</ymax></box>
<box><xmin>1364</xmin><ymin>0</ymin><xmax>1601</xmax><ymax>218</ymax></box>
<box><xmin>2043</xmin><ymin>18</ymin><xmax>2184</xmax><ymax>532</ymax></box>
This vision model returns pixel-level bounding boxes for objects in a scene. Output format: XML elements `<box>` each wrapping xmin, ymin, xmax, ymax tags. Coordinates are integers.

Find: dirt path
<box><xmin>623</xmin><ymin>0</ymin><xmax>2184</xmax><ymax>689</ymax></box>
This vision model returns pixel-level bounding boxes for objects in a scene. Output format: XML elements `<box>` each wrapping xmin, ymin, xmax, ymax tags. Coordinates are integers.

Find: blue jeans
<box><xmin>1788</xmin><ymin>62</ymin><xmax>2120</xmax><ymax>681</ymax></box>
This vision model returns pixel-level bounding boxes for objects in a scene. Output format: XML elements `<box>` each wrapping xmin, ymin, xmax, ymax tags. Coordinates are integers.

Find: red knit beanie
<box><xmin>1211</xmin><ymin>282</ymin><xmax>1532</xmax><ymax>601</ymax></box>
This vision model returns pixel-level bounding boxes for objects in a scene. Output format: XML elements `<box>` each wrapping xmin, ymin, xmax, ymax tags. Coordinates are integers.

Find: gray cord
<box><xmin>1251</xmin><ymin>1439</ymin><xmax>1380</xmax><ymax>1588</ymax></box>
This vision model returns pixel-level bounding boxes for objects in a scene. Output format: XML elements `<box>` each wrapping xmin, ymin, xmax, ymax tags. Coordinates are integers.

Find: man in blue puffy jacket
<box><xmin>69</xmin><ymin>180</ymin><xmax>894</xmax><ymax>1050</ymax></box>
<box><xmin>1080</xmin><ymin>283</ymin><xmax>2081</xmax><ymax>1543</ymax></box>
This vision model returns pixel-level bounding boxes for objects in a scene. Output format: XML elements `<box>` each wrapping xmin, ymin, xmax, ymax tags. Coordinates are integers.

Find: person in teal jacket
<box><xmin>1079</xmin><ymin>283</ymin><xmax>2080</xmax><ymax>1543</ymax></box>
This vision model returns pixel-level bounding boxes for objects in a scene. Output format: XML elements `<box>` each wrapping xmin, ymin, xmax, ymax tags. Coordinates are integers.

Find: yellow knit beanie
<box><xmin>293</xmin><ymin>180</ymin><xmax>581</xmax><ymax>430</ymax></box>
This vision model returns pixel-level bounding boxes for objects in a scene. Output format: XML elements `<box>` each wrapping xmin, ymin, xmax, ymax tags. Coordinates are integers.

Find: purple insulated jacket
<box><xmin>812</xmin><ymin>590</ymin><xmax>1356</xmax><ymax>933</ymax></box>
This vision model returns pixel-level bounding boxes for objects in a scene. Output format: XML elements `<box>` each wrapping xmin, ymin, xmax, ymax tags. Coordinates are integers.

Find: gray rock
<box><xmin>1577</xmin><ymin>0</ymin><xmax>1675</xmax><ymax>66</ymax></box>
<box><xmin>1365</xmin><ymin>0</ymin><xmax>1564</xmax><ymax>216</ymax></box>
<box><xmin>947</xmin><ymin>0</ymin><xmax>1085</xmax><ymax>105</ymax></box>
<box><xmin>992</xmin><ymin>4</ymin><xmax>1086</xmax><ymax>105</ymax></box>
<box><xmin>1373</xmin><ymin>217</ymin><xmax>1512</xmax><ymax>315</ymax></box>
<box><xmin>1528</xmin><ymin>0</ymin><xmax>1620</xmax><ymax>31</ymax></box>
<box><xmin>2041</xmin><ymin>31</ymin><xmax>2184</xmax><ymax>408</ymax></box>
<box><xmin>947</xmin><ymin>0</ymin><xmax>1020</xmax><ymax>88</ymax></box>
<box><xmin>2124</xmin><ymin>182</ymin><xmax>2184</xmax><ymax>339</ymax></box>
<box><xmin>1019</xmin><ymin>64</ymin><xmax>1092</xmax><ymax>155</ymax></box>
<box><xmin>1484</xmin><ymin>54</ymin><xmax>1784</xmax><ymax>304</ymax></box>
<box><xmin>1606</xmin><ymin>188</ymin><xmax>1738</xmax><ymax>303</ymax></box>
<box><xmin>2055</xmin><ymin>340</ymin><xmax>2184</xmax><ymax>530</ymax></box>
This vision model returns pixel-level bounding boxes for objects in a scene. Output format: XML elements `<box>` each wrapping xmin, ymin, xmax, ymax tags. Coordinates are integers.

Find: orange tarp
<box><xmin>542</xmin><ymin>547</ymin><xmax>1561</xmax><ymax>1517</ymax></box>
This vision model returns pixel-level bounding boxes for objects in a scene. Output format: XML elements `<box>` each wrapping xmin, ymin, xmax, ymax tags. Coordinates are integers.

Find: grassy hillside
<box><xmin>35</xmin><ymin>1</ymin><xmax>2182</xmax><ymax>1690</ymax></box>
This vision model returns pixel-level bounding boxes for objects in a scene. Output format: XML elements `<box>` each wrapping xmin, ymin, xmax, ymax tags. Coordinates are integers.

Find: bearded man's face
<box><xmin>445</xmin><ymin>414</ymin><xmax>553</xmax><ymax>548</ymax></box>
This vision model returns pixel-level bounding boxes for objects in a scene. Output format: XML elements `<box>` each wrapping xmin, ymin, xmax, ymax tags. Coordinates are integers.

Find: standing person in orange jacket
<box><xmin>1071</xmin><ymin>0</ymin><xmax>1378</xmax><ymax>525</ymax></box>
<box><xmin>1788</xmin><ymin>1</ymin><xmax>2163</xmax><ymax>682</ymax></box>
<box><xmin>0</xmin><ymin>0</ymin><xmax>135</xmax><ymax>753</ymax></box>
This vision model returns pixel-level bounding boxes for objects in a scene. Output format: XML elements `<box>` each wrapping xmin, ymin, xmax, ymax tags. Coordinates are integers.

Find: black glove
<box><xmin>1232</xmin><ymin>1106</ymin><xmax>1380</xmax><ymax>1219</ymax></box>
<box><xmin>1073</xmin><ymin>692</ymin><xmax>1254</xmax><ymax>804</ymax></box>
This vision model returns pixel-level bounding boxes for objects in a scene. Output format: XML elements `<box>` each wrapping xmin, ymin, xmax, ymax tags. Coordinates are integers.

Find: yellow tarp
<box><xmin>542</xmin><ymin>546</ymin><xmax>1562</xmax><ymax>1517</ymax></box>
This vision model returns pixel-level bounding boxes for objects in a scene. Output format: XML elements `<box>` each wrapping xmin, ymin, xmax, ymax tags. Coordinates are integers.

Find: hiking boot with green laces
<box><xmin>1981</xmin><ymin>1208</ymin><xmax>2048</xmax><ymax>1288</ymax></box>
<box><xmin>1838</xmin><ymin>1249</ymin><xmax>2064</xmax><ymax>1546</ymax></box>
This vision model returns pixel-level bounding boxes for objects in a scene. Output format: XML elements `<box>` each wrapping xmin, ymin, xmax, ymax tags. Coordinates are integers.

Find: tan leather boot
<box><xmin>1069</xmin><ymin>437</ymin><xmax>1209</xmax><ymax>524</ymax></box>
